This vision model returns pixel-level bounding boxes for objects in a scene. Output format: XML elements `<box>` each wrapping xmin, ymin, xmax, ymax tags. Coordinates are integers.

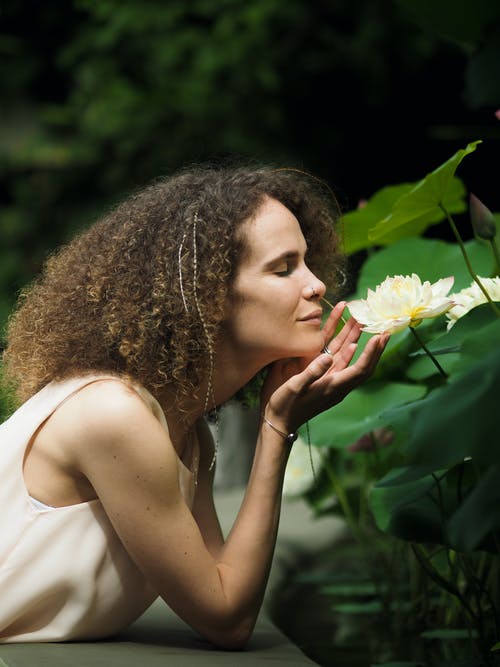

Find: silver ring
<box><xmin>311</xmin><ymin>286</ymin><xmax>317</xmax><ymax>297</ymax></box>
<box><xmin>322</xmin><ymin>345</ymin><xmax>332</xmax><ymax>355</ymax></box>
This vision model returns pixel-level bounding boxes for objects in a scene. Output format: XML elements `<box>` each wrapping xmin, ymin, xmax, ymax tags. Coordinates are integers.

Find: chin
<box><xmin>287</xmin><ymin>338</ymin><xmax>324</xmax><ymax>358</ymax></box>
<box><xmin>306</xmin><ymin>333</ymin><xmax>325</xmax><ymax>353</ymax></box>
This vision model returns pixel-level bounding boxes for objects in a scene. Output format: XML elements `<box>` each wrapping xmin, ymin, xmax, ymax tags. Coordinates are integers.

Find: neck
<box><xmin>157</xmin><ymin>345</ymin><xmax>268</xmax><ymax>446</ymax></box>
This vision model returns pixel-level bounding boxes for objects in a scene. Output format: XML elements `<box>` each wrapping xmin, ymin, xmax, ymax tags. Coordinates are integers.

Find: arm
<box><xmin>178</xmin><ymin>411</ymin><xmax>292</xmax><ymax>645</ymax></box>
<box><xmin>190</xmin><ymin>419</ymin><xmax>224</xmax><ymax>559</ymax></box>
<box><xmin>69</xmin><ymin>310</ymin><xmax>386</xmax><ymax>650</ymax></box>
<box><xmin>197</xmin><ymin>307</ymin><xmax>389</xmax><ymax>644</ymax></box>
<box><xmin>70</xmin><ymin>385</ymin><xmax>257</xmax><ymax>649</ymax></box>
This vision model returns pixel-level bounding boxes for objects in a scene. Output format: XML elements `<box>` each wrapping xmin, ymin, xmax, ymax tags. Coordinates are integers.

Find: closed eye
<box><xmin>265</xmin><ymin>248</ymin><xmax>306</xmax><ymax>276</ymax></box>
<box><xmin>275</xmin><ymin>261</ymin><xmax>294</xmax><ymax>276</ymax></box>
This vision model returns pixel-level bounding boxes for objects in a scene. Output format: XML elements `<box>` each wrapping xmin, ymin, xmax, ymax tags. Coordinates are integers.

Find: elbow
<box><xmin>204</xmin><ymin>615</ymin><xmax>255</xmax><ymax>651</ymax></box>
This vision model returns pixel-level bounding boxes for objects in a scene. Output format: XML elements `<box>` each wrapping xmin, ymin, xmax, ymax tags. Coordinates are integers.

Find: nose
<box><xmin>304</xmin><ymin>275</ymin><xmax>326</xmax><ymax>300</ymax></box>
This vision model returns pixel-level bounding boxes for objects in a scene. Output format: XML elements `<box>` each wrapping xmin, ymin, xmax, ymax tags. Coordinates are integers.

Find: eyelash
<box><xmin>275</xmin><ymin>264</ymin><xmax>293</xmax><ymax>276</ymax></box>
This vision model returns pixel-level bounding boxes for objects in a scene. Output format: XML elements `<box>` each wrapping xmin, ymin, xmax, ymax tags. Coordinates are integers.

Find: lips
<box><xmin>299</xmin><ymin>309</ymin><xmax>323</xmax><ymax>322</ymax></box>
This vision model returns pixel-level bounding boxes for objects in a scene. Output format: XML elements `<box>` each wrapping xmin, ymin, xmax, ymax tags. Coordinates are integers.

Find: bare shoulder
<box><xmin>50</xmin><ymin>378</ymin><xmax>175</xmax><ymax>468</ymax></box>
<box><xmin>55</xmin><ymin>378</ymin><xmax>155</xmax><ymax>430</ymax></box>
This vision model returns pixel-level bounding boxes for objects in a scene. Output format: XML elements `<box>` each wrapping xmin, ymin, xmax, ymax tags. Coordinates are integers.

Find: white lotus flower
<box><xmin>446</xmin><ymin>276</ymin><xmax>500</xmax><ymax>330</ymax></box>
<box><xmin>348</xmin><ymin>273</ymin><xmax>455</xmax><ymax>334</ymax></box>
<box><xmin>283</xmin><ymin>435</ymin><xmax>322</xmax><ymax>497</ymax></box>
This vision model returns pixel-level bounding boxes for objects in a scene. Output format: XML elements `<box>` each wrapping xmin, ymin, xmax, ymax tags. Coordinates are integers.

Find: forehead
<box><xmin>239</xmin><ymin>197</ymin><xmax>306</xmax><ymax>265</ymax></box>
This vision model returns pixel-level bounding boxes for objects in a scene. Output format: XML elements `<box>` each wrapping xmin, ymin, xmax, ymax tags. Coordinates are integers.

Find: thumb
<box><xmin>288</xmin><ymin>353</ymin><xmax>333</xmax><ymax>393</ymax></box>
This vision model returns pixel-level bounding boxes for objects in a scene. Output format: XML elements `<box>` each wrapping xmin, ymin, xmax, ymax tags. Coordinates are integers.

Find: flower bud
<box><xmin>469</xmin><ymin>193</ymin><xmax>496</xmax><ymax>240</ymax></box>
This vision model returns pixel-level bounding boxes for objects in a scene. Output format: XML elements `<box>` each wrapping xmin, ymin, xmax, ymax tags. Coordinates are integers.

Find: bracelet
<box><xmin>262</xmin><ymin>415</ymin><xmax>299</xmax><ymax>446</ymax></box>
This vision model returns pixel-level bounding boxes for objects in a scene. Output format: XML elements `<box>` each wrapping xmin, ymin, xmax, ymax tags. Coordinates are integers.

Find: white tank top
<box><xmin>0</xmin><ymin>375</ymin><xmax>197</xmax><ymax>642</ymax></box>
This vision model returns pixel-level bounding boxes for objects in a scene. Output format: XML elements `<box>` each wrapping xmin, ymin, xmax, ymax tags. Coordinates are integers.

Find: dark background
<box><xmin>1</xmin><ymin>0</ymin><xmax>499</xmax><ymax>335</ymax></box>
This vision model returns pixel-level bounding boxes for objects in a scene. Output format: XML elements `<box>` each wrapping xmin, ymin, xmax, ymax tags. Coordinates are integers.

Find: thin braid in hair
<box><xmin>178</xmin><ymin>227</ymin><xmax>190</xmax><ymax>313</ymax></box>
<box><xmin>191</xmin><ymin>212</ymin><xmax>219</xmax><ymax>469</ymax></box>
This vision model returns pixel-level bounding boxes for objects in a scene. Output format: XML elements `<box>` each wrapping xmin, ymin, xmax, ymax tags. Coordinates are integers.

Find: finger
<box><xmin>287</xmin><ymin>353</ymin><xmax>334</xmax><ymax>394</ymax></box>
<box><xmin>337</xmin><ymin>317</ymin><xmax>362</xmax><ymax>347</ymax></box>
<box><xmin>330</xmin><ymin>341</ymin><xmax>359</xmax><ymax>370</ymax></box>
<box><xmin>329</xmin><ymin>328</ymin><xmax>388</xmax><ymax>378</ymax></box>
<box><xmin>321</xmin><ymin>301</ymin><xmax>347</xmax><ymax>343</ymax></box>
<box><xmin>342</xmin><ymin>333</ymin><xmax>388</xmax><ymax>380</ymax></box>
<box><xmin>321</xmin><ymin>333</ymin><xmax>387</xmax><ymax>393</ymax></box>
<box><xmin>327</xmin><ymin>318</ymin><xmax>361</xmax><ymax>355</ymax></box>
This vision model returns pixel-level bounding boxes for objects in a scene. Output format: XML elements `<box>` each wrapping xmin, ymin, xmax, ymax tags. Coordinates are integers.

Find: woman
<box><xmin>0</xmin><ymin>166</ymin><xmax>388</xmax><ymax>648</ymax></box>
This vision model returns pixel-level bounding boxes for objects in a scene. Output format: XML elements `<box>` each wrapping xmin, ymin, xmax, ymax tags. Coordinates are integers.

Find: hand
<box><xmin>262</xmin><ymin>303</ymin><xmax>389</xmax><ymax>432</ymax></box>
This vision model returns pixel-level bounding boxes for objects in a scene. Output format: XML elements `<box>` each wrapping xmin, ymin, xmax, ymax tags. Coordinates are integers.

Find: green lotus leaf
<box><xmin>306</xmin><ymin>381</ymin><xmax>426</xmax><ymax>450</ymax></box>
<box><xmin>368</xmin><ymin>141</ymin><xmax>481</xmax><ymax>241</ymax></box>
<box><xmin>380</xmin><ymin>345</ymin><xmax>500</xmax><ymax>476</ymax></box>
<box><xmin>353</xmin><ymin>236</ymin><xmax>494</xmax><ymax>300</ymax></box>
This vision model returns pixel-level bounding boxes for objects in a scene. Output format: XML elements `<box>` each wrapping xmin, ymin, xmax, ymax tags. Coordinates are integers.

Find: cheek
<box><xmin>235</xmin><ymin>298</ymin><xmax>274</xmax><ymax>327</ymax></box>
<box><xmin>231</xmin><ymin>274</ymin><xmax>301</xmax><ymax>326</ymax></box>
<box><xmin>228</xmin><ymin>294</ymin><xmax>282</xmax><ymax>346</ymax></box>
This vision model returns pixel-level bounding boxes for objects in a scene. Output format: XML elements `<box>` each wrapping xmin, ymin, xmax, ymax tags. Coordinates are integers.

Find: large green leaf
<box><xmin>340</xmin><ymin>183</ymin><xmax>411</xmax><ymax>255</ymax></box>
<box><xmin>340</xmin><ymin>176</ymin><xmax>468</xmax><ymax>256</ymax></box>
<box><xmin>406</xmin><ymin>304</ymin><xmax>500</xmax><ymax>380</ymax></box>
<box><xmin>372</xmin><ymin>460</ymin><xmax>500</xmax><ymax>551</ymax></box>
<box><xmin>339</xmin><ymin>182</ymin><xmax>449</xmax><ymax>255</ymax></box>
<box><xmin>372</xmin><ymin>177</ymin><xmax>466</xmax><ymax>243</ymax></box>
<box><xmin>446</xmin><ymin>464</ymin><xmax>500</xmax><ymax>552</ymax></box>
<box><xmin>368</xmin><ymin>141</ymin><xmax>481</xmax><ymax>241</ymax></box>
<box><xmin>370</xmin><ymin>472</ymin><xmax>443</xmax><ymax>541</ymax></box>
<box><xmin>380</xmin><ymin>344</ymin><xmax>500</xmax><ymax>480</ymax></box>
<box><xmin>405</xmin><ymin>352</ymin><xmax>460</xmax><ymax>382</ymax></box>
<box><xmin>451</xmin><ymin>313</ymin><xmax>500</xmax><ymax>376</ymax></box>
<box><xmin>421</xmin><ymin>302</ymin><xmax>497</xmax><ymax>353</ymax></box>
<box><xmin>306</xmin><ymin>381</ymin><xmax>426</xmax><ymax>450</ymax></box>
<box><xmin>353</xmin><ymin>236</ymin><xmax>494</xmax><ymax>300</ymax></box>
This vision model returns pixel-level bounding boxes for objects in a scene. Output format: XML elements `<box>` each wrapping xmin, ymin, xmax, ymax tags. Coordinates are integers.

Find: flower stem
<box><xmin>321</xmin><ymin>296</ymin><xmax>347</xmax><ymax>324</ymax></box>
<box><xmin>410</xmin><ymin>326</ymin><xmax>448</xmax><ymax>378</ymax></box>
<box><xmin>439</xmin><ymin>204</ymin><xmax>500</xmax><ymax>317</ymax></box>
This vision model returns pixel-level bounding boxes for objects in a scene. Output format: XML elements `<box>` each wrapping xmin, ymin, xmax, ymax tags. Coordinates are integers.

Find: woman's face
<box><xmin>225</xmin><ymin>196</ymin><xmax>327</xmax><ymax>365</ymax></box>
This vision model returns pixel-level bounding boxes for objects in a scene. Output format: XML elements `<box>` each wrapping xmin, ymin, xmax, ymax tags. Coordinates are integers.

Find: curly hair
<box><xmin>3</xmin><ymin>165</ymin><xmax>345</xmax><ymax>406</ymax></box>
